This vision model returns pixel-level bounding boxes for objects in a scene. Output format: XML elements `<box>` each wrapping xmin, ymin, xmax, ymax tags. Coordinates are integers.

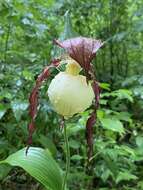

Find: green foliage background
<box><xmin>0</xmin><ymin>0</ymin><xmax>143</xmax><ymax>189</ymax></box>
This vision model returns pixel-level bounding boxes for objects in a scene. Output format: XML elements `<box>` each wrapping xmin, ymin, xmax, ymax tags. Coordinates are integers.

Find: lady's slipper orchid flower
<box><xmin>27</xmin><ymin>37</ymin><xmax>104</xmax><ymax>159</ymax></box>
<box><xmin>48</xmin><ymin>59</ymin><xmax>94</xmax><ymax>118</ymax></box>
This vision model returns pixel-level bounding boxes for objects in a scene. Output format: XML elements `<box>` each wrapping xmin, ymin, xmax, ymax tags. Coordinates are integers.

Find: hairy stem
<box><xmin>62</xmin><ymin>124</ymin><xmax>70</xmax><ymax>190</ymax></box>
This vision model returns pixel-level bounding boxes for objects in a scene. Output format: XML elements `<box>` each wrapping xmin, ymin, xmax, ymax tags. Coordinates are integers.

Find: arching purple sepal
<box><xmin>54</xmin><ymin>37</ymin><xmax>103</xmax><ymax>79</ymax></box>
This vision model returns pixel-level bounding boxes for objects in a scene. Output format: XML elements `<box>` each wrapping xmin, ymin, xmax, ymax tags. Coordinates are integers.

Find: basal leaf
<box><xmin>0</xmin><ymin>147</ymin><xmax>63</xmax><ymax>190</ymax></box>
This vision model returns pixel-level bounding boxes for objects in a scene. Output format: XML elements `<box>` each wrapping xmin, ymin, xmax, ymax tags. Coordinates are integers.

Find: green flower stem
<box><xmin>62</xmin><ymin>125</ymin><xmax>70</xmax><ymax>190</ymax></box>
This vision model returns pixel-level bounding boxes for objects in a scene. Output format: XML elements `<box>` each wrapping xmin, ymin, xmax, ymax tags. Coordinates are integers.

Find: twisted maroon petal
<box><xmin>26</xmin><ymin>60</ymin><xmax>60</xmax><ymax>155</ymax></box>
<box><xmin>86</xmin><ymin>81</ymin><xmax>100</xmax><ymax>160</ymax></box>
<box><xmin>54</xmin><ymin>37</ymin><xmax>103</xmax><ymax>79</ymax></box>
<box><xmin>86</xmin><ymin>112</ymin><xmax>96</xmax><ymax>160</ymax></box>
<box><xmin>92</xmin><ymin>81</ymin><xmax>100</xmax><ymax>109</ymax></box>
<box><xmin>29</xmin><ymin>86</ymin><xmax>39</xmax><ymax>119</ymax></box>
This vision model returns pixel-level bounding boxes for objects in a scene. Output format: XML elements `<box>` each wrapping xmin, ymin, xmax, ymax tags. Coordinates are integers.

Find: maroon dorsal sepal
<box><xmin>54</xmin><ymin>37</ymin><xmax>103</xmax><ymax>80</ymax></box>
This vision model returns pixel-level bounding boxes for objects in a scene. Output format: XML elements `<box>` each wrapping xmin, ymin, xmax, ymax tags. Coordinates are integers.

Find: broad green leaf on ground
<box><xmin>100</xmin><ymin>118</ymin><xmax>125</xmax><ymax>134</ymax></box>
<box><xmin>0</xmin><ymin>147</ymin><xmax>63</xmax><ymax>190</ymax></box>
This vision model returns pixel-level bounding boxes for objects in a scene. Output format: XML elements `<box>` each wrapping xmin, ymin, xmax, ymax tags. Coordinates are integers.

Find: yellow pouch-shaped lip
<box><xmin>48</xmin><ymin>59</ymin><xmax>94</xmax><ymax>118</ymax></box>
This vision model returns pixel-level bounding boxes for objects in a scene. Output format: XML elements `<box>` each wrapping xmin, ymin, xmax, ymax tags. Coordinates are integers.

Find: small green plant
<box><xmin>0</xmin><ymin>35</ymin><xmax>104</xmax><ymax>190</ymax></box>
<box><xmin>27</xmin><ymin>36</ymin><xmax>103</xmax><ymax>190</ymax></box>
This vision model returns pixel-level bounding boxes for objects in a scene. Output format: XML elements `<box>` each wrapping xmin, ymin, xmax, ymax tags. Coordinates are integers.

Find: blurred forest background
<box><xmin>0</xmin><ymin>0</ymin><xmax>143</xmax><ymax>189</ymax></box>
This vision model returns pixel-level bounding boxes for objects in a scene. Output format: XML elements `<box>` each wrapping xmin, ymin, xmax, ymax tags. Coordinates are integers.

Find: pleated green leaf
<box><xmin>0</xmin><ymin>147</ymin><xmax>63</xmax><ymax>190</ymax></box>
